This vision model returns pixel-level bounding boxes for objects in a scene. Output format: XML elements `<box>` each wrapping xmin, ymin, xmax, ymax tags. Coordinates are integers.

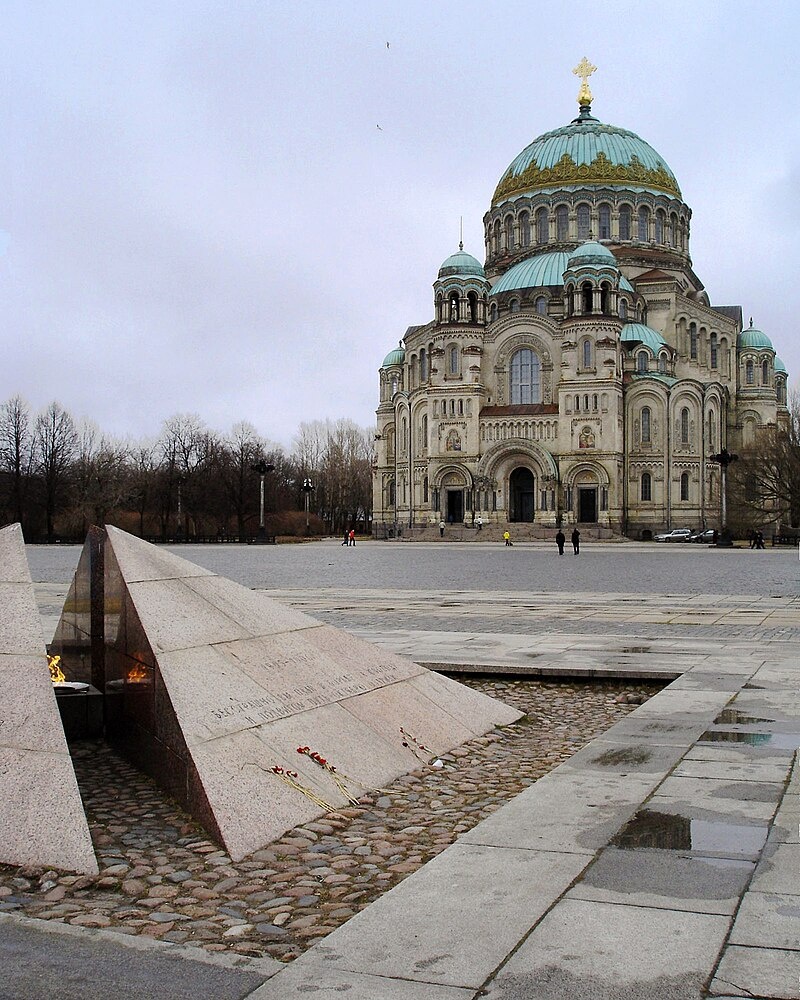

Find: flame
<box><xmin>126</xmin><ymin>662</ymin><xmax>149</xmax><ymax>684</ymax></box>
<box><xmin>48</xmin><ymin>654</ymin><xmax>66</xmax><ymax>684</ymax></box>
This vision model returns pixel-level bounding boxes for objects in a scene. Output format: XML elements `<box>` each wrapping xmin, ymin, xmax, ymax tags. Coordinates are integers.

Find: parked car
<box><xmin>654</xmin><ymin>528</ymin><xmax>693</xmax><ymax>542</ymax></box>
<box><xmin>691</xmin><ymin>529</ymin><xmax>717</xmax><ymax>544</ymax></box>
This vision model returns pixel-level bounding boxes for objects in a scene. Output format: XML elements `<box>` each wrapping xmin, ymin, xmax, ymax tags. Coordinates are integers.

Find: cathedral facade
<box><xmin>373</xmin><ymin>75</ymin><xmax>789</xmax><ymax>539</ymax></box>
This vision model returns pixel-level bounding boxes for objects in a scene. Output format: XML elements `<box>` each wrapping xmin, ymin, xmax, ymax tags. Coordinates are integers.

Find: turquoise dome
<box><xmin>491</xmin><ymin>250</ymin><xmax>634</xmax><ymax>295</ymax></box>
<box><xmin>775</xmin><ymin>357</ymin><xmax>787</xmax><ymax>373</ymax></box>
<box><xmin>737</xmin><ymin>326</ymin><xmax>773</xmax><ymax>350</ymax></box>
<box><xmin>438</xmin><ymin>250</ymin><xmax>486</xmax><ymax>280</ymax></box>
<box><xmin>493</xmin><ymin>109</ymin><xmax>680</xmax><ymax>208</ymax></box>
<box><xmin>567</xmin><ymin>240</ymin><xmax>619</xmax><ymax>268</ymax></box>
<box><xmin>621</xmin><ymin>323</ymin><xmax>666</xmax><ymax>353</ymax></box>
<box><xmin>381</xmin><ymin>345</ymin><xmax>405</xmax><ymax>367</ymax></box>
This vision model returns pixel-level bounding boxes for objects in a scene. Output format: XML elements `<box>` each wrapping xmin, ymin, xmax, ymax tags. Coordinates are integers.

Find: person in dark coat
<box><xmin>571</xmin><ymin>528</ymin><xmax>580</xmax><ymax>554</ymax></box>
<box><xmin>555</xmin><ymin>529</ymin><xmax>565</xmax><ymax>555</ymax></box>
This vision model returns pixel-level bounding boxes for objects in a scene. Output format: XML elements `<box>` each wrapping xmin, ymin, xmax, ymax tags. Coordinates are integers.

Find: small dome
<box><xmin>567</xmin><ymin>240</ymin><xmax>619</xmax><ymax>269</ymax></box>
<box><xmin>737</xmin><ymin>325</ymin><xmax>773</xmax><ymax>350</ymax></box>
<box><xmin>438</xmin><ymin>250</ymin><xmax>485</xmax><ymax>280</ymax></box>
<box><xmin>774</xmin><ymin>357</ymin><xmax>787</xmax><ymax>373</ymax></box>
<box><xmin>491</xmin><ymin>250</ymin><xmax>634</xmax><ymax>296</ymax></box>
<box><xmin>382</xmin><ymin>344</ymin><xmax>405</xmax><ymax>367</ymax></box>
<box><xmin>621</xmin><ymin>323</ymin><xmax>666</xmax><ymax>353</ymax></box>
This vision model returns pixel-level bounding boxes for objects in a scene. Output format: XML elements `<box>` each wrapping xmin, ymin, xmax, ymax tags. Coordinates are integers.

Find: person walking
<box><xmin>476</xmin><ymin>515</ymin><xmax>482</xmax><ymax>531</ymax></box>
<box><xmin>348</xmin><ymin>528</ymin><xmax>356</xmax><ymax>546</ymax></box>
<box><xmin>571</xmin><ymin>528</ymin><xmax>580</xmax><ymax>554</ymax></box>
<box><xmin>341</xmin><ymin>529</ymin><xmax>348</xmax><ymax>546</ymax></box>
<box><xmin>503</xmin><ymin>530</ymin><xmax>512</xmax><ymax>546</ymax></box>
<box><xmin>439</xmin><ymin>519</ymin><xmax>445</xmax><ymax>538</ymax></box>
<box><xmin>555</xmin><ymin>529</ymin><xmax>565</xmax><ymax>555</ymax></box>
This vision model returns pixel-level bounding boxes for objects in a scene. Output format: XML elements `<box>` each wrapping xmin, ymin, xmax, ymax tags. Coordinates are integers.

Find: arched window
<box><xmin>762</xmin><ymin>359</ymin><xmax>769</xmax><ymax>385</ymax></box>
<box><xmin>619</xmin><ymin>298</ymin><xmax>628</xmax><ymax>320</ymax></box>
<box><xmin>670</xmin><ymin>213</ymin><xmax>678</xmax><ymax>246</ymax></box>
<box><xmin>536</xmin><ymin>207</ymin><xmax>548</xmax><ymax>244</ymax></box>
<box><xmin>582</xmin><ymin>281</ymin><xmax>593</xmax><ymax>313</ymax></box>
<box><xmin>654</xmin><ymin>210</ymin><xmax>665</xmax><ymax>243</ymax></box>
<box><xmin>493</xmin><ymin>219</ymin><xmax>500</xmax><ymax>253</ymax></box>
<box><xmin>388</xmin><ymin>479</ymin><xmax>396</xmax><ymax>506</ymax></box>
<box><xmin>689</xmin><ymin>322</ymin><xmax>698</xmax><ymax>360</ymax></box>
<box><xmin>421</xmin><ymin>414</ymin><xmax>428</xmax><ymax>448</ymax></box>
<box><xmin>598</xmin><ymin>203</ymin><xmax>611</xmax><ymax>240</ymax></box>
<box><xmin>680</xmin><ymin>472</ymin><xmax>689</xmax><ymax>501</ymax></box>
<box><xmin>619</xmin><ymin>204</ymin><xmax>631</xmax><ymax>240</ymax></box>
<box><xmin>638</xmin><ymin>206</ymin><xmax>650</xmax><ymax>242</ymax></box>
<box><xmin>745</xmin><ymin>359</ymin><xmax>754</xmax><ymax>384</ymax></box>
<box><xmin>710</xmin><ymin>333</ymin><xmax>718</xmax><ymax>369</ymax></box>
<box><xmin>577</xmin><ymin>203</ymin><xmax>590</xmax><ymax>240</ymax></box>
<box><xmin>708</xmin><ymin>410</ymin><xmax>716</xmax><ymax>450</ymax></box>
<box><xmin>535</xmin><ymin>295</ymin><xmax>547</xmax><ymax>315</ymax></box>
<box><xmin>519</xmin><ymin>211</ymin><xmax>530</xmax><ymax>246</ymax></box>
<box><xmin>777</xmin><ymin>379</ymin><xmax>786</xmax><ymax>404</ymax></box>
<box><xmin>556</xmin><ymin>205</ymin><xmax>569</xmax><ymax>241</ymax></box>
<box><xmin>641</xmin><ymin>472</ymin><xmax>652</xmax><ymax>501</ymax></box>
<box><xmin>658</xmin><ymin>352</ymin><xmax>667</xmax><ymax>374</ymax></box>
<box><xmin>593</xmin><ymin>393</ymin><xmax>598</xmax><ymax>411</ymax></box>
<box><xmin>504</xmin><ymin>215</ymin><xmax>514</xmax><ymax>249</ymax></box>
<box><xmin>449</xmin><ymin>293</ymin><xmax>459</xmax><ymax>322</ymax></box>
<box><xmin>574</xmin><ymin>394</ymin><xmax>580</xmax><ymax>411</ymax></box>
<box><xmin>510</xmin><ymin>349</ymin><xmax>541</xmax><ymax>404</ymax></box>
<box><xmin>600</xmin><ymin>281</ymin><xmax>610</xmax><ymax>314</ymax></box>
<box><xmin>641</xmin><ymin>406</ymin><xmax>651</xmax><ymax>443</ymax></box>
<box><xmin>510</xmin><ymin>298</ymin><xmax>520</xmax><ymax>313</ymax></box>
<box><xmin>449</xmin><ymin>345</ymin><xmax>459</xmax><ymax>375</ymax></box>
<box><xmin>582</xmin><ymin>339</ymin><xmax>593</xmax><ymax>369</ymax></box>
<box><xmin>467</xmin><ymin>292</ymin><xmax>478</xmax><ymax>323</ymax></box>
<box><xmin>401</xmin><ymin>417</ymin><xmax>407</xmax><ymax>452</ymax></box>
<box><xmin>420</xmin><ymin>347</ymin><xmax>427</xmax><ymax>381</ymax></box>
<box><xmin>423</xmin><ymin>476</ymin><xmax>428</xmax><ymax>503</ymax></box>
<box><xmin>680</xmin><ymin>407</ymin><xmax>690</xmax><ymax>444</ymax></box>
<box><xmin>637</xmin><ymin>351</ymin><xmax>648</xmax><ymax>373</ymax></box>
<box><xmin>490</xmin><ymin>302</ymin><xmax>498</xmax><ymax>322</ymax></box>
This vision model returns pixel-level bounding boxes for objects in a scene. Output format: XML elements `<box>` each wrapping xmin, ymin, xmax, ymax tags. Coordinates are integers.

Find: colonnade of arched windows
<box><xmin>486</xmin><ymin>200</ymin><xmax>689</xmax><ymax>258</ymax></box>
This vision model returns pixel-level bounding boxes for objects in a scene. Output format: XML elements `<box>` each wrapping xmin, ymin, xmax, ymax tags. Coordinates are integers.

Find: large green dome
<box><xmin>493</xmin><ymin>108</ymin><xmax>681</xmax><ymax>208</ymax></box>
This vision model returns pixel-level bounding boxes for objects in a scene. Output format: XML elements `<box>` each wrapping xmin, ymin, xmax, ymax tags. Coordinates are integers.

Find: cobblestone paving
<box><xmin>0</xmin><ymin>678</ymin><xmax>658</xmax><ymax>964</ymax></box>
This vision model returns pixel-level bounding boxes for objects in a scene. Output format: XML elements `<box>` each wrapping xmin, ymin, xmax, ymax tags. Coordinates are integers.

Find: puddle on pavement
<box><xmin>591</xmin><ymin>747</ymin><xmax>652</xmax><ymax>767</ymax></box>
<box><xmin>620</xmin><ymin>646</ymin><xmax>651</xmax><ymax>653</ymax></box>
<box><xmin>698</xmin><ymin>730</ymin><xmax>800</xmax><ymax>750</ymax></box>
<box><xmin>714</xmin><ymin>709</ymin><xmax>771</xmax><ymax>725</ymax></box>
<box><xmin>612</xmin><ymin>809</ymin><xmax>769</xmax><ymax>855</ymax></box>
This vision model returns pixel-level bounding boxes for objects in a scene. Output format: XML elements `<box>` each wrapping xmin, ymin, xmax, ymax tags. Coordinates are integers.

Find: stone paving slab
<box><xmin>566</xmin><ymin>848</ymin><xmax>754</xmax><ymax>915</ymax></box>
<box><xmin>709</xmin><ymin>945</ymin><xmax>800</xmax><ymax>999</ymax></box>
<box><xmin>728</xmin><ymin>889</ymin><xmax>800</xmax><ymax>949</ymax></box>
<box><xmin>249</xmin><ymin>843</ymin><xmax>590</xmax><ymax>992</ymax></box>
<box><xmin>482</xmin><ymin>898</ymin><xmax>732</xmax><ymax>1000</ymax></box>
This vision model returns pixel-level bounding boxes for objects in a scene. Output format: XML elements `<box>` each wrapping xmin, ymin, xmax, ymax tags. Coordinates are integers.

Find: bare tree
<box><xmin>729</xmin><ymin>392</ymin><xmax>800</xmax><ymax>533</ymax></box>
<box><xmin>34</xmin><ymin>401</ymin><xmax>78</xmax><ymax>540</ymax></box>
<box><xmin>0</xmin><ymin>395</ymin><xmax>35</xmax><ymax>529</ymax></box>
<box><xmin>70</xmin><ymin>420</ymin><xmax>132</xmax><ymax>531</ymax></box>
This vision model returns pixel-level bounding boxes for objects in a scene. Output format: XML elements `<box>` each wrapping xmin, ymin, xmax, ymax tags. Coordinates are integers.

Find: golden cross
<box><xmin>572</xmin><ymin>57</ymin><xmax>597</xmax><ymax>106</ymax></box>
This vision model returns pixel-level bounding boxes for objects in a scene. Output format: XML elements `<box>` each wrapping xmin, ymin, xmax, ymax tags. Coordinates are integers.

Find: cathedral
<box><xmin>373</xmin><ymin>64</ymin><xmax>789</xmax><ymax>539</ymax></box>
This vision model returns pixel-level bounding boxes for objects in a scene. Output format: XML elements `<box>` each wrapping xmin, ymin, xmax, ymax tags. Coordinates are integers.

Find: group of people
<box><xmin>555</xmin><ymin>528</ymin><xmax>580</xmax><ymax>555</ymax></box>
<box><xmin>501</xmin><ymin>527</ymin><xmax>581</xmax><ymax>553</ymax></box>
<box><xmin>748</xmin><ymin>529</ymin><xmax>766</xmax><ymax>550</ymax></box>
<box><xmin>341</xmin><ymin>529</ymin><xmax>356</xmax><ymax>546</ymax></box>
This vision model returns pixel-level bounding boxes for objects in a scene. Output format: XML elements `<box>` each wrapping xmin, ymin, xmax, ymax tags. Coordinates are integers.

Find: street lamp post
<box><xmin>250</xmin><ymin>460</ymin><xmax>275</xmax><ymax>540</ymax></box>
<box><xmin>302</xmin><ymin>477</ymin><xmax>315</xmax><ymax>535</ymax></box>
<box><xmin>709</xmin><ymin>448</ymin><xmax>738</xmax><ymax>529</ymax></box>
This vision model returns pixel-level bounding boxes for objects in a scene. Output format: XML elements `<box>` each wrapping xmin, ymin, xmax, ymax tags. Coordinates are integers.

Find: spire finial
<box><xmin>749</xmin><ymin>316</ymin><xmax>754</xmax><ymax>328</ymax></box>
<box><xmin>459</xmin><ymin>216</ymin><xmax>463</xmax><ymax>252</ymax></box>
<box><xmin>572</xmin><ymin>57</ymin><xmax>597</xmax><ymax>109</ymax></box>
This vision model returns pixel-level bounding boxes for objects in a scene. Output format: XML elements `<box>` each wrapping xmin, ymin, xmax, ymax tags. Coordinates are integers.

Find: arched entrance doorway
<box><xmin>509</xmin><ymin>467</ymin><xmax>535</xmax><ymax>522</ymax></box>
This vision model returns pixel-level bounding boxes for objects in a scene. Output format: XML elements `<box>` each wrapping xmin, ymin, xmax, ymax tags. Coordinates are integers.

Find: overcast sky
<box><xmin>1</xmin><ymin>0</ymin><xmax>798</xmax><ymax>449</ymax></box>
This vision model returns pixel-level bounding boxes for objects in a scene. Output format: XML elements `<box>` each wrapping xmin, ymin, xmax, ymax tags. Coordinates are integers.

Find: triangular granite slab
<box><xmin>0</xmin><ymin>524</ymin><xmax>98</xmax><ymax>874</ymax></box>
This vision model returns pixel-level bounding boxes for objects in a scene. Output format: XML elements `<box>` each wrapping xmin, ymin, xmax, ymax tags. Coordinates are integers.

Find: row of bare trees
<box><xmin>0</xmin><ymin>395</ymin><xmax>375</xmax><ymax>541</ymax></box>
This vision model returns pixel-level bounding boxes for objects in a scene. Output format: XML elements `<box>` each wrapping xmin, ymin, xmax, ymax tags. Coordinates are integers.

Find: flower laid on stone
<box><xmin>399</xmin><ymin>726</ymin><xmax>440</xmax><ymax>766</ymax></box>
<box><xmin>267</xmin><ymin>764</ymin><xmax>334</xmax><ymax>811</ymax></box>
<box><xmin>296</xmin><ymin>746</ymin><xmax>362</xmax><ymax>806</ymax></box>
